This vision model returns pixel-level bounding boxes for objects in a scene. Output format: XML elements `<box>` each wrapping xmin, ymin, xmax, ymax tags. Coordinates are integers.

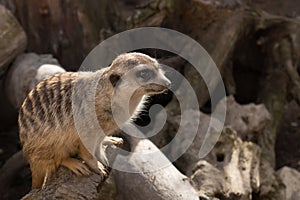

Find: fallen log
<box><xmin>113</xmin><ymin>134</ymin><xmax>199</xmax><ymax>200</ymax></box>
<box><xmin>5</xmin><ymin>53</ymin><xmax>65</xmax><ymax>109</ymax></box>
<box><xmin>21</xmin><ymin>166</ymin><xmax>109</xmax><ymax>200</ymax></box>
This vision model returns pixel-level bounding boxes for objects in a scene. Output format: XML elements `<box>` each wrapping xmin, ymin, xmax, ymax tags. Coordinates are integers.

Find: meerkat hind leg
<box><xmin>42</xmin><ymin>162</ymin><xmax>57</xmax><ymax>188</ymax></box>
<box><xmin>30</xmin><ymin>162</ymin><xmax>47</xmax><ymax>189</ymax></box>
<box><xmin>61</xmin><ymin>157</ymin><xmax>91</xmax><ymax>176</ymax></box>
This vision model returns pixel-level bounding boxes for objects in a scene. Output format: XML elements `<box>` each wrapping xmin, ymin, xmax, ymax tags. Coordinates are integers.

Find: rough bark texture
<box><xmin>21</xmin><ymin>167</ymin><xmax>108</xmax><ymax>200</ymax></box>
<box><xmin>114</xmin><ymin>138</ymin><xmax>199</xmax><ymax>200</ymax></box>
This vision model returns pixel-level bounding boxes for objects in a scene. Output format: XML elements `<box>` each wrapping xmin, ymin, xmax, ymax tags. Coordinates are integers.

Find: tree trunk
<box><xmin>12</xmin><ymin>0</ymin><xmax>114</xmax><ymax>70</ymax></box>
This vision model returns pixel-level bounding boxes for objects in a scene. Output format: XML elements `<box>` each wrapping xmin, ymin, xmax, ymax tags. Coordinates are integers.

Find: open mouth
<box><xmin>144</xmin><ymin>83</ymin><xmax>169</xmax><ymax>94</ymax></box>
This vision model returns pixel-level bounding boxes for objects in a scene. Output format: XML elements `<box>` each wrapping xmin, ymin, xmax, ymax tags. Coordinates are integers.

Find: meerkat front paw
<box><xmin>61</xmin><ymin>158</ymin><xmax>91</xmax><ymax>176</ymax></box>
<box><xmin>84</xmin><ymin>160</ymin><xmax>108</xmax><ymax>179</ymax></box>
<box><xmin>97</xmin><ymin>161</ymin><xmax>108</xmax><ymax>175</ymax></box>
<box><xmin>102</xmin><ymin>136</ymin><xmax>124</xmax><ymax>146</ymax></box>
<box><xmin>82</xmin><ymin>157</ymin><xmax>108</xmax><ymax>176</ymax></box>
<box><xmin>97</xmin><ymin>136</ymin><xmax>124</xmax><ymax>166</ymax></box>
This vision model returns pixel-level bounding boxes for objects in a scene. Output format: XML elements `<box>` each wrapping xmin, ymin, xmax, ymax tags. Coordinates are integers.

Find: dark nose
<box><xmin>165</xmin><ymin>80</ymin><xmax>171</xmax><ymax>88</ymax></box>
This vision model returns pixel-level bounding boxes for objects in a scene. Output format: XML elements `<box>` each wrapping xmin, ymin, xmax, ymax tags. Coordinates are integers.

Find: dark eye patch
<box><xmin>136</xmin><ymin>69</ymin><xmax>155</xmax><ymax>81</ymax></box>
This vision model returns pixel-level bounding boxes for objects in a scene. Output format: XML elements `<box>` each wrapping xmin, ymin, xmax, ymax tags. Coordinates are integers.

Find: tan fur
<box><xmin>18</xmin><ymin>52</ymin><xmax>171</xmax><ymax>189</ymax></box>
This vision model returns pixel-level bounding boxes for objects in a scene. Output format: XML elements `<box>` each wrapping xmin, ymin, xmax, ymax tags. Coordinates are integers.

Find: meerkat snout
<box><xmin>124</xmin><ymin>63</ymin><xmax>171</xmax><ymax>94</ymax></box>
<box><xmin>108</xmin><ymin>54</ymin><xmax>172</xmax><ymax>123</ymax></box>
<box><xmin>155</xmin><ymin>69</ymin><xmax>171</xmax><ymax>89</ymax></box>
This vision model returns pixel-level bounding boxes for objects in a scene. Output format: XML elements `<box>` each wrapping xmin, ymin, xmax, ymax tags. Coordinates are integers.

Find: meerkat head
<box><xmin>107</xmin><ymin>52</ymin><xmax>171</xmax><ymax>122</ymax></box>
<box><xmin>108</xmin><ymin>52</ymin><xmax>171</xmax><ymax>93</ymax></box>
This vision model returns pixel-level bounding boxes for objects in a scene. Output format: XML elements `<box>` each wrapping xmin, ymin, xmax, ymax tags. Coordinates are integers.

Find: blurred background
<box><xmin>0</xmin><ymin>0</ymin><xmax>299</xmax><ymax>199</ymax></box>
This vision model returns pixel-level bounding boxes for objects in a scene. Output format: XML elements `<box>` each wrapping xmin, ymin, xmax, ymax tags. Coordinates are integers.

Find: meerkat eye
<box><xmin>137</xmin><ymin>69</ymin><xmax>154</xmax><ymax>81</ymax></box>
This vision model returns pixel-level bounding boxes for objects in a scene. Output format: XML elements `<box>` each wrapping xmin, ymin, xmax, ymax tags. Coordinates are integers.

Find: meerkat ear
<box><xmin>109</xmin><ymin>73</ymin><xmax>121</xmax><ymax>87</ymax></box>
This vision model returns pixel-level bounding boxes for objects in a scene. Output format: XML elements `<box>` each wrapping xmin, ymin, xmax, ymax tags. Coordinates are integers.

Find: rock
<box><xmin>277</xmin><ymin>167</ymin><xmax>300</xmax><ymax>200</ymax></box>
<box><xmin>5</xmin><ymin>53</ymin><xmax>65</xmax><ymax>109</ymax></box>
<box><xmin>0</xmin><ymin>5</ymin><xmax>26</xmax><ymax>76</ymax></box>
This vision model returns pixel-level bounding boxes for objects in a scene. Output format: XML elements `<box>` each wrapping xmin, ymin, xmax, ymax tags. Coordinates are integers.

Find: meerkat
<box><xmin>18</xmin><ymin>52</ymin><xmax>171</xmax><ymax>189</ymax></box>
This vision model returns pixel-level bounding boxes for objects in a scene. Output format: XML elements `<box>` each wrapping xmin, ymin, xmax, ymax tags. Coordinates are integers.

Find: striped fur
<box><xmin>18</xmin><ymin>52</ymin><xmax>171</xmax><ymax>189</ymax></box>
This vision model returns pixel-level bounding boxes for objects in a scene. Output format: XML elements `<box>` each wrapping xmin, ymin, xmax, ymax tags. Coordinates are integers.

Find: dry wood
<box><xmin>113</xmin><ymin>132</ymin><xmax>199</xmax><ymax>200</ymax></box>
<box><xmin>5</xmin><ymin>53</ymin><xmax>65</xmax><ymax>109</ymax></box>
<box><xmin>21</xmin><ymin>166</ymin><xmax>110</xmax><ymax>200</ymax></box>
